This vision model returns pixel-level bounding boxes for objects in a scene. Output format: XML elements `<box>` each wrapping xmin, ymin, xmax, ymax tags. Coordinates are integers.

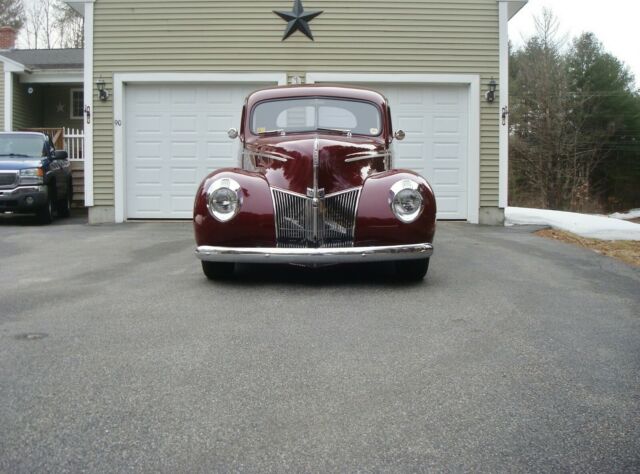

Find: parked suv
<box><xmin>0</xmin><ymin>132</ymin><xmax>73</xmax><ymax>224</ymax></box>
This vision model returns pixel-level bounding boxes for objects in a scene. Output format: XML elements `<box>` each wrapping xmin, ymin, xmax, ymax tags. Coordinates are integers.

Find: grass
<box><xmin>536</xmin><ymin>228</ymin><xmax>640</xmax><ymax>268</ymax></box>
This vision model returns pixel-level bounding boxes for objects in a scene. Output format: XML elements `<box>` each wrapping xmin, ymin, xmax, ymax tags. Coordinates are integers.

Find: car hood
<box><xmin>0</xmin><ymin>159</ymin><xmax>43</xmax><ymax>171</ymax></box>
<box><xmin>245</xmin><ymin>135</ymin><xmax>389</xmax><ymax>195</ymax></box>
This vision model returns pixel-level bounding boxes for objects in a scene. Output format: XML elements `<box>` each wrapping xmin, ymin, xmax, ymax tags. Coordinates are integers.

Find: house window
<box><xmin>70</xmin><ymin>89</ymin><xmax>84</xmax><ymax>120</ymax></box>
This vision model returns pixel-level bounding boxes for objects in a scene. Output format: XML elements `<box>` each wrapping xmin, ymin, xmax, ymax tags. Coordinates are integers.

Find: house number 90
<box><xmin>114</xmin><ymin>120</ymin><xmax>122</xmax><ymax>126</ymax></box>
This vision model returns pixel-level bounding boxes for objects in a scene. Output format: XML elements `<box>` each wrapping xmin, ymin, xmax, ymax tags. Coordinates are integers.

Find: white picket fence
<box><xmin>64</xmin><ymin>128</ymin><xmax>84</xmax><ymax>161</ymax></box>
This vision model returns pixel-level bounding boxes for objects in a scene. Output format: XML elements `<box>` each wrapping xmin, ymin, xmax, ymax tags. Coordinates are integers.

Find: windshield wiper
<box><xmin>0</xmin><ymin>153</ymin><xmax>32</xmax><ymax>158</ymax></box>
<box><xmin>316</xmin><ymin>127</ymin><xmax>352</xmax><ymax>137</ymax></box>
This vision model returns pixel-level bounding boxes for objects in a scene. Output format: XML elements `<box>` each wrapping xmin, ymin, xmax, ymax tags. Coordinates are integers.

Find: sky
<box><xmin>509</xmin><ymin>0</ymin><xmax>640</xmax><ymax>87</ymax></box>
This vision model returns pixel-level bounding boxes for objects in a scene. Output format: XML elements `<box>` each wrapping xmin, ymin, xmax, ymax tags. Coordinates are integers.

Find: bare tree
<box><xmin>23</xmin><ymin>0</ymin><xmax>45</xmax><ymax>48</ymax></box>
<box><xmin>22</xmin><ymin>0</ymin><xmax>83</xmax><ymax>49</ymax></box>
<box><xmin>56</xmin><ymin>2</ymin><xmax>83</xmax><ymax>48</ymax></box>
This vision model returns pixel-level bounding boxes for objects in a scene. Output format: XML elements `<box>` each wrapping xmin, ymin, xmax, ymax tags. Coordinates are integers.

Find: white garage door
<box><xmin>332</xmin><ymin>83</ymin><xmax>470</xmax><ymax>220</ymax></box>
<box><xmin>125</xmin><ymin>83</ymin><xmax>264</xmax><ymax>219</ymax></box>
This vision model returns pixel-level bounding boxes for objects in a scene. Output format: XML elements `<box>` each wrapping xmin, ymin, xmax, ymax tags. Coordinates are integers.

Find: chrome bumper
<box><xmin>196</xmin><ymin>243</ymin><xmax>433</xmax><ymax>265</ymax></box>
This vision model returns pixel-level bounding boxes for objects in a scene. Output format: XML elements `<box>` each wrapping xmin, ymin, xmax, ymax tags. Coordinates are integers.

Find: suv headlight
<box><xmin>389</xmin><ymin>179</ymin><xmax>424</xmax><ymax>223</ymax></box>
<box><xmin>18</xmin><ymin>168</ymin><xmax>44</xmax><ymax>185</ymax></box>
<box><xmin>206</xmin><ymin>178</ymin><xmax>243</xmax><ymax>222</ymax></box>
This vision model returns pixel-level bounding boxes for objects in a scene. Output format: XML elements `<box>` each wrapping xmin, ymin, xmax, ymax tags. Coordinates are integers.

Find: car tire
<box><xmin>202</xmin><ymin>261</ymin><xmax>235</xmax><ymax>280</ymax></box>
<box><xmin>396</xmin><ymin>258</ymin><xmax>430</xmax><ymax>281</ymax></box>
<box><xmin>36</xmin><ymin>189</ymin><xmax>54</xmax><ymax>225</ymax></box>
<box><xmin>57</xmin><ymin>182</ymin><xmax>72</xmax><ymax>218</ymax></box>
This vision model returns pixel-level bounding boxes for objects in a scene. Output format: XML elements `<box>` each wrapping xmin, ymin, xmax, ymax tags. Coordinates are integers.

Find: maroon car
<box><xmin>193</xmin><ymin>85</ymin><xmax>436</xmax><ymax>280</ymax></box>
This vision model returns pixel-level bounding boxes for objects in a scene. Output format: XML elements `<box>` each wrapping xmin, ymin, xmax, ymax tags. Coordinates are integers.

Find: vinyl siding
<box><xmin>13</xmin><ymin>76</ymin><xmax>42</xmax><ymax>130</ymax></box>
<box><xmin>93</xmin><ymin>0</ymin><xmax>501</xmax><ymax>208</ymax></box>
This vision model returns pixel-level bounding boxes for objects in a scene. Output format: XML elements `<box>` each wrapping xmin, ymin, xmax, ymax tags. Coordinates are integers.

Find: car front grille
<box><xmin>272</xmin><ymin>188</ymin><xmax>361</xmax><ymax>248</ymax></box>
<box><xmin>0</xmin><ymin>172</ymin><xmax>18</xmax><ymax>188</ymax></box>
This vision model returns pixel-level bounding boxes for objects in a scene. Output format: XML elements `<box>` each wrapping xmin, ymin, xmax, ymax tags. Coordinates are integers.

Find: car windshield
<box><xmin>0</xmin><ymin>134</ymin><xmax>46</xmax><ymax>159</ymax></box>
<box><xmin>251</xmin><ymin>98</ymin><xmax>382</xmax><ymax>136</ymax></box>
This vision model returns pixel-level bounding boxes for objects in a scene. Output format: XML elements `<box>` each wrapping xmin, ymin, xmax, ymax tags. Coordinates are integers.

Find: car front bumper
<box><xmin>0</xmin><ymin>186</ymin><xmax>48</xmax><ymax>213</ymax></box>
<box><xmin>196</xmin><ymin>243</ymin><xmax>433</xmax><ymax>265</ymax></box>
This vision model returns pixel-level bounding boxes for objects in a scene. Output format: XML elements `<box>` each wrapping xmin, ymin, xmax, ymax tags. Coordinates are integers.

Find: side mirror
<box><xmin>54</xmin><ymin>150</ymin><xmax>68</xmax><ymax>160</ymax></box>
<box><xmin>227</xmin><ymin>128</ymin><xmax>239</xmax><ymax>140</ymax></box>
<box><xmin>394</xmin><ymin>130</ymin><xmax>406</xmax><ymax>141</ymax></box>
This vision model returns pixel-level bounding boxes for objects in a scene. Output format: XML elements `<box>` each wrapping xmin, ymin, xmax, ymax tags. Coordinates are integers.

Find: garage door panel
<box><xmin>125</xmin><ymin>82</ymin><xmax>265</xmax><ymax>219</ymax></box>
<box><xmin>433</xmin><ymin>169</ymin><xmax>462</xmax><ymax>186</ymax></box>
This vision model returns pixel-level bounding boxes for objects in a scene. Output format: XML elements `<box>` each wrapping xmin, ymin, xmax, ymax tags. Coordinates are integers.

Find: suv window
<box><xmin>251</xmin><ymin>98</ymin><xmax>382</xmax><ymax>136</ymax></box>
<box><xmin>0</xmin><ymin>134</ymin><xmax>46</xmax><ymax>159</ymax></box>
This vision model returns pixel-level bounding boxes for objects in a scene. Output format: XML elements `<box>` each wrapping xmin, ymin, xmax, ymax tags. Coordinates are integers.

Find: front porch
<box><xmin>1</xmin><ymin>49</ymin><xmax>85</xmax><ymax>207</ymax></box>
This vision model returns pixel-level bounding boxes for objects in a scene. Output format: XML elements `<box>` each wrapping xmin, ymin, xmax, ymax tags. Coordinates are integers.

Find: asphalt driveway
<box><xmin>0</xmin><ymin>214</ymin><xmax>639</xmax><ymax>472</ymax></box>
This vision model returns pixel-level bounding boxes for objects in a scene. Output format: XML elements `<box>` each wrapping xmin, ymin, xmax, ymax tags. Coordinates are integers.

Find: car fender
<box><xmin>355</xmin><ymin>170</ymin><xmax>436</xmax><ymax>246</ymax></box>
<box><xmin>193</xmin><ymin>169</ymin><xmax>277</xmax><ymax>247</ymax></box>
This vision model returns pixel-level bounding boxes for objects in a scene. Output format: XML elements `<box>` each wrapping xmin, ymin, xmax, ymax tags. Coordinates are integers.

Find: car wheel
<box><xmin>36</xmin><ymin>189</ymin><xmax>54</xmax><ymax>225</ymax></box>
<box><xmin>57</xmin><ymin>182</ymin><xmax>72</xmax><ymax>218</ymax></box>
<box><xmin>201</xmin><ymin>261</ymin><xmax>235</xmax><ymax>280</ymax></box>
<box><xmin>396</xmin><ymin>258</ymin><xmax>430</xmax><ymax>281</ymax></box>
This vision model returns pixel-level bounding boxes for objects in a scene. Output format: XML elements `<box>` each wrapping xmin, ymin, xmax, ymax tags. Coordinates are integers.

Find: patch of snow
<box><xmin>505</xmin><ymin>207</ymin><xmax>640</xmax><ymax>241</ymax></box>
<box><xmin>609</xmin><ymin>209</ymin><xmax>640</xmax><ymax>221</ymax></box>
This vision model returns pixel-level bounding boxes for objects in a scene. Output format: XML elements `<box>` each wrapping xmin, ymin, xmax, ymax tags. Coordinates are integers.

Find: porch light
<box><xmin>485</xmin><ymin>79</ymin><xmax>497</xmax><ymax>103</ymax></box>
<box><xmin>96</xmin><ymin>79</ymin><xmax>109</xmax><ymax>101</ymax></box>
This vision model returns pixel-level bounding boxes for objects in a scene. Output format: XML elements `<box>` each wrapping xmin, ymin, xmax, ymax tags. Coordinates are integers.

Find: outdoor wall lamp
<box><xmin>485</xmin><ymin>79</ymin><xmax>497</xmax><ymax>103</ymax></box>
<box><xmin>96</xmin><ymin>79</ymin><xmax>109</xmax><ymax>101</ymax></box>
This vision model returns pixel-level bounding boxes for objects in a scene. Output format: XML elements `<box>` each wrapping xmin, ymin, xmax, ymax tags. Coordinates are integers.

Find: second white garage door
<box><xmin>125</xmin><ymin>83</ymin><xmax>263</xmax><ymax>219</ymax></box>
<box><xmin>363</xmin><ymin>84</ymin><xmax>469</xmax><ymax>220</ymax></box>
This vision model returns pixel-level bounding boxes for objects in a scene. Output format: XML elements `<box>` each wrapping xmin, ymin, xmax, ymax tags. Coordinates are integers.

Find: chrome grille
<box><xmin>272</xmin><ymin>188</ymin><xmax>361</xmax><ymax>248</ymax></box>
<box><xmin>0</xmin><ymin>172</ymin><xmax>18</xmax><ymax>188</ymax></box>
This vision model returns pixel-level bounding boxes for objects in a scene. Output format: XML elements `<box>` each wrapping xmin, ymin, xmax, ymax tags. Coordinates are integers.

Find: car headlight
<box><xmin>389</xmin><ymin>179</ymin><xmax>424</xmax><ymax>223</ymax></box>
<box><xmin>18</xmin><ymin>168</ymin><xmax>44</xmax><ymax>185</ymax></box>
<box><xmin>206</xmin><ymin>178</ymin><xmax>243</xmax><ymax>222</ymax></box>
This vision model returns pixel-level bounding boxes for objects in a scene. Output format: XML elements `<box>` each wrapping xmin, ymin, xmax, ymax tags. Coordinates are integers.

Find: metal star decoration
<box><xmin>56</xmin><ymin>102</ymin><xmax>65</xmax><ymax>113</ymax></box>
<box><xmin>274</xmin><ymin>0</ymin><xmax>323</xmax><ymax>41</ymax></box>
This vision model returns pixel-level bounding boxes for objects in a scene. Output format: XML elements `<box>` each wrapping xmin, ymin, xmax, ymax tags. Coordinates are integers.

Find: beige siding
<box><xmin>0</xmin><ymin>63</ymin><xmax>4</xmax><ymax>131</ymax></box>
<box><xmin>94</xmin><ymin>0</ymin><xmax>501</xmax><ymax>208</ymax></box>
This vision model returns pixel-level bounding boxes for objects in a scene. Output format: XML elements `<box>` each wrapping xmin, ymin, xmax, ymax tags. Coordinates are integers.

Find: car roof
<box><xmin>246</xmin><ymin>85</ymin><xmax>389</xmax><ymax>109</ymax></box>
<box><xmin>0</xmin><ymin>132</ymin><xmax>46</xmax><ymax>137</ymax></box>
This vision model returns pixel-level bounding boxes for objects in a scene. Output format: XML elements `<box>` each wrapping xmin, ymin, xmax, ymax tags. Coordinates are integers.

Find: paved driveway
<box><xmin>1</xmin><ymin>215</ymin><xmax>639</xmax><ymax>472</ymax></box>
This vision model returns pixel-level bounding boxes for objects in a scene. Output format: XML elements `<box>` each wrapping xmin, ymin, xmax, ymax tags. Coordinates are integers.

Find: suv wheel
<box><xmin>57</xmin><ymin>182</ymin><xmax>72</xmax><ymax>218</ymax></box>
<box><xmin>37</xmin><ymin>189</ymin><xmax>54</xmax><ymax>225</ymax></box>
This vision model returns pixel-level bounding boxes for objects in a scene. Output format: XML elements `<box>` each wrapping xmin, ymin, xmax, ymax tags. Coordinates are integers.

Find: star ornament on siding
<box><xmin>274</xmin><ymin>0</ymin><xmax>323</xmax><ymax>41</ymax></box>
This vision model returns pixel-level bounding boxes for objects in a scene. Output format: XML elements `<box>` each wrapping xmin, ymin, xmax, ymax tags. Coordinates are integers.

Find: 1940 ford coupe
<box><xmin>193</xmin><ymin>85</ymin><xmax>436</xmax><ymax>280</ymax></box>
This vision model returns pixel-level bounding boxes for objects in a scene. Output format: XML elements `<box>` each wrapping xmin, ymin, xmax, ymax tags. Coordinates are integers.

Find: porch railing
<box><xmin>64</xmin><ymin>127</ymin><xmax>84</xmax><ymax>161</ymax></box>
<box><xmin>19</xmin><ymin>127</ymin><xmax>84</xmax><ymax>161</ymax></box>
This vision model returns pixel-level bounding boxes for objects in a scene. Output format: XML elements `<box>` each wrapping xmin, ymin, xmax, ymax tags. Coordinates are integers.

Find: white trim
<box><xmin>70</xmin><ymin>88</ymin><xmax>84</xmax><ymax>119</ymax></box>
<box><xmin>113</xmin><ymin>72</ymin><xmax>288</xmax><ymax>223</ymax></box>
<box><xmin>306</xmin><ymin>72</ymin><xmax>481</xmax><ymax>224</ymax></box>
<box><xmin>0</xmin><ymin>56</ymin><xmax>26</xmax><ymax>73</ymax></box>
<box><xmin>83</xmin><ymin>1</ymin><xmax>94</xmax><ymax>206</ymax></box>
<box><xmin>499</xmin><ymin>2</ymin><xmax>509</xmax><ymax>209</ymax></box>
<box><xmin>4</xmin><ymin>71</ymin><xmax>12</xmax><ymax>131</ymax></box>
<box><xmin>18</xmin><ymin>70</ymin><xmax>83</xmax><ymax>84</ymax></box>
